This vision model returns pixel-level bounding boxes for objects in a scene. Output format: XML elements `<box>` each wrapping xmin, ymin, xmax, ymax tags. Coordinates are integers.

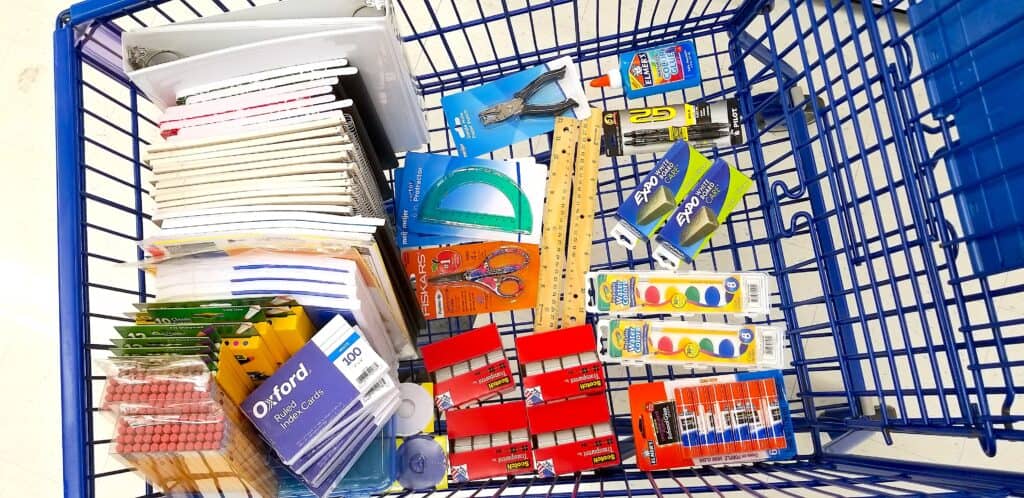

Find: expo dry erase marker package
<box><xmin>652</xmin><ymin>158</ymin><xmax>753</xmax><ymax>268</ymax></box>
<box><xmin>586</xmin><ymin>270</ymin><xmax>770</xmax><ymax>316</ymax></box>
<box><xmin>597</xmin><ymin>319</ymin><xmax>784</xmax><ymax>370</ymax></box>
<box><xmin>610</xmin><ymin>141</ymin><xmax>714</xmax><ymax>250</ymax></box>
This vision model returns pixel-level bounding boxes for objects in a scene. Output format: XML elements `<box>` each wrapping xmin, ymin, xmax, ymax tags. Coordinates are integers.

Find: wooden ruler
<box><xmin>534</xmin><ymin>118</ymin><xmax>580</xmax><ymax>332</ymax></box>
<box><xmin>563</xmin><ymin>110</ymin><xmax>603</xmax><ymax>327</ymax></box>
<box><xmin>533</xmin><ymin>110</ymin><xmax>603</xmax><ymax>331</ymax></box>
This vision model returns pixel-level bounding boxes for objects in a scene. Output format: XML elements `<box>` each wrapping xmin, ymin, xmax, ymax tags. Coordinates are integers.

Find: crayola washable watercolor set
<box><xmin>585</xmin><ymin>271</ymin><xmax>770</xmax><ymax>316</ymax></box>
<box><xmin>597</xmin><ymin>319</ymin><xmax>784</xmax><ymax>370</ymax></box>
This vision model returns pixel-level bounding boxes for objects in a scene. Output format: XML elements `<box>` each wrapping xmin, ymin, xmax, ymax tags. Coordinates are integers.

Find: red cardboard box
<box><xmin>447</xmin><ymin>401</ymin><xmax>534</xmax><ymax>482</ymax></box>
<box><xmin>421</xmin><ymin>324</ymin><xmax>515</xmax><ymax>411</ymax></box>
<box><xmin>515</xmin><ymin>325</ymin><xmax>606</xmax><ymax>406</ymax></box>
<box><xmin>525</xmin><ymin>395</ymin><xmax>620</xmax><ymax>476</ymax></box>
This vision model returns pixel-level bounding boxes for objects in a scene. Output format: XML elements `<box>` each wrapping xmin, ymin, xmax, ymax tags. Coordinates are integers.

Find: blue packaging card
<box><xmin>242</xmin><ymin>317</ymin><xmax>389</xmax><ymax>465</ymax></box>
<box><xmin>291</xmin><ymin>402</ymin><xmax>367</xmax><ymax>473</ymax></box>
<box><xmin>441</xmin><ymin>56</ymin><xmax>590</xmax><ymax>157</ymax></box>
<box><xmin>303</xmin><ymin>418</ymin><xmax>388</xmax><ymax>498</ymax></box>
<box><xmin>396</xmin><ymin>152</ymin><xmax>546</xmax><ymax>244</ymax></box>
<box><xmin>303</xmin><ymin>414</ymin><xmax>376</xmax><ymax>486</ymax></box>
<box><xmin>394</xmin><ymin>163</ymin><xmax>476</xmax><ymax>249</ymax></box>
<box><xmin>291</xmin><ymin>374</ymin><xmax>396</xmax><ymax>474</ymax></box>
<box><xmin>295</xmin><ymin>376</ymin><xmax>398</xmax><ymax>475</ymax></box>
<box><xmin>306</xmin><ymin>395</ymin><xmax>397</xmax><ymax>488</ymax></box>
<box><xmin>275</xmin><ymin>418</ymin><xmax>398</xmax><ymax>498</ymax></box>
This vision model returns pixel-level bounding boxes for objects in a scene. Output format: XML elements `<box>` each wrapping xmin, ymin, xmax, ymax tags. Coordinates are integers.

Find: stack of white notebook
<box><xmin>125</xmin><ymin>1</ymin><xmax>426</xmax><ymax>495</ymax></box>
<box><xmin>137</xmin><ymin>57</ymin><xmax>422</xmax><ymax>360</ymax></box>
<box><xmin>123</xmin><ymin>0</ymin><xmax>426</xmax><ymax>151</ymax></box>
<box><xmin>147</xmin><ymin>59</ymin><xmax>390</xmax><ymax>221</ymax></box>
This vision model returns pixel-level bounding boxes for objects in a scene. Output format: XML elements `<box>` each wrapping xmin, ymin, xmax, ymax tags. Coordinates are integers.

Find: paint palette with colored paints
<box><xmin>585</xmin><ymin>271</ymin><xmax>771</xmax><ymax>316</ymax></box>
<box><xmin>597</xmin><ymin>319</ymin><xmax>784</xmax><ymax>370</ymax></box>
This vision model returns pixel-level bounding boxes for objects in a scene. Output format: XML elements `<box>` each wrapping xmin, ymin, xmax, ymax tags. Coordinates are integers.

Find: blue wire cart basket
<box><xmin>54</xmin><ymin>0</ymin><xmax>1024</xmax><ymax>496</ymax></box>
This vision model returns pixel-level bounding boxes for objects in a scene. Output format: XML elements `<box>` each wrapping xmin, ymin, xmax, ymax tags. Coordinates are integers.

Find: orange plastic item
<box><xmin>402</xmin><ymin>242</ymin><xmax>540</xmax><ymax>320</ymax></box>
<box><xmin>589</xmin><ymin>74</ymin><xmax>612</xmax><ymax>88</ymax></box>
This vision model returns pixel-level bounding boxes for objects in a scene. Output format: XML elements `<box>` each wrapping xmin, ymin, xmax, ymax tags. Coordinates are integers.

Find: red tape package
<box><xmin>526</xmin><ymin>395</ymin><xmax>619</xmax><ymax>476</ymax></box>
<box><xmin>420</xmin><ymin>324</ymin><xmax>515</xmax><ymax>411</ymax></box>
<box><xmin>515</xmin><ymin>325</ymin><xmax>605</xmax><ymax>406</ymax></box>
<box><xmin>447</xmin><ymin>401</ymin><xmax>534</xmax><ymax>482</ymax></box>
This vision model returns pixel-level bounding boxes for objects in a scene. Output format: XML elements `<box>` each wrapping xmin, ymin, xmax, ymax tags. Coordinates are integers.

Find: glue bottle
<box><xmin>589</xmin><ymin>40</ymin><xmax>701</xmax><ymax>99</ymax></box>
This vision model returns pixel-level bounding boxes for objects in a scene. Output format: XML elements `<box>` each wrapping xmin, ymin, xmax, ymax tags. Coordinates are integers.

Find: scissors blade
<box><xmin>427</xmin><ymin>272</ymin><xmax>467</xmax><ymax>284</ymax></box>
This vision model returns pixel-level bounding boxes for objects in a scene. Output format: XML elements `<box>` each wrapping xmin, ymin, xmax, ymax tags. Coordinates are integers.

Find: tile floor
<box><xmin>4</xmin><ymin>0</ymin><xmax>1022</xmax><ymax>496</ymax></box>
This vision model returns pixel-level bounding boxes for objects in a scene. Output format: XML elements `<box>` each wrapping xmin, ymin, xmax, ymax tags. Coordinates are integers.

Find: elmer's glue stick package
<box><xmin>629</xmin><ymin>370</ymin><xmax>795</xmax><ymax>470</ymax></box>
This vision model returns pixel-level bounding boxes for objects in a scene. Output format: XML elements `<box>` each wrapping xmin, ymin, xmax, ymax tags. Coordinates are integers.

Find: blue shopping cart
<box><xmin>54</xmin><ymin>0</ymin><xmax>1024</xmax><ymax>496</ymax></box>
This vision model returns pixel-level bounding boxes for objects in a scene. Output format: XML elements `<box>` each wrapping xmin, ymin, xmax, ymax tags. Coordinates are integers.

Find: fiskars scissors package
<box><xmin>401</xmin><ymin>242</ymin><xmax>540</xmax><ymax>320</ymax></box>
<box><xmin>441</xmin><ymin>56</ymin><xmax>591</xmax><ymax>157</ymax></box>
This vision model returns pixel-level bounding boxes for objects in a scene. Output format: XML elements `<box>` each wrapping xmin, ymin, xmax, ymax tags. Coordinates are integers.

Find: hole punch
<box><xmin>478</xmin><ymin>66</ymin><xmax>580</xmax><ymax>126</ymax></box>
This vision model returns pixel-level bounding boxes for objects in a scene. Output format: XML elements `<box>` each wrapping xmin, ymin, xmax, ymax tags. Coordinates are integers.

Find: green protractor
<box><xmin>419</xmin><ymin>166</ymin><xmax>533</xmax><ymax>233</ymax></box>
